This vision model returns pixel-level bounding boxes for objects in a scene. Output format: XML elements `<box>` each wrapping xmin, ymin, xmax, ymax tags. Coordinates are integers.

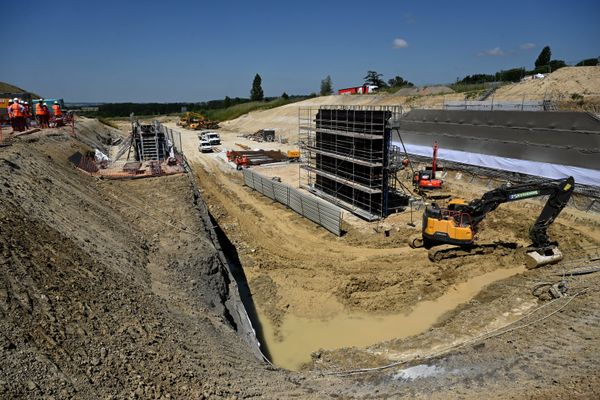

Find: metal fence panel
<box><xmin>242</xmin><ymin>169</ymin><xmax>342</xmax><ymax>236</ymax></box>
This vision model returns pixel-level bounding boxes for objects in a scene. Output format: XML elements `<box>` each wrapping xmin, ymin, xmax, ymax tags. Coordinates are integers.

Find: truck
<box><xmin>338</xmin><ymin>85</ymin><xmax>377</xmax><ymax>95</ymax></box>
<box><xmin>201</xmin><ymin>131</ymin><xmax>221</xmax><ymax>145</ymax></box>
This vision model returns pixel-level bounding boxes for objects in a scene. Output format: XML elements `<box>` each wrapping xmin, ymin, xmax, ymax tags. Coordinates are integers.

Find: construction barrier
<box><xmin>242</xmin><ymin>169</ymin><xmax>342</xmax><ymax>236</ymax></box>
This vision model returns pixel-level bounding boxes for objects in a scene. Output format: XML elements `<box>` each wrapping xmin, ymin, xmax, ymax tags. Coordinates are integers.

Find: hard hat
<box><xmin>13</xmin><ymin>97</ymin><xmax>18</xmax><ymax>102</ymax></box>
<box><xmin>54</xmin><ymin>101</ymin><xmax>58</xmax><ymax>104</ymax></box>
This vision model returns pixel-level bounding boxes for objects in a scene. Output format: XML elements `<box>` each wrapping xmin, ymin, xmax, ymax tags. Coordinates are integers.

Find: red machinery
<box><xmin>413</xmin><ymin>142</ymin><xmax>443</xmax><ymax>190</ymax></box>
<box><xmin>338</xmin><ymin>85</ymin><xmax>377</xmax><ymax>95</ymax></box>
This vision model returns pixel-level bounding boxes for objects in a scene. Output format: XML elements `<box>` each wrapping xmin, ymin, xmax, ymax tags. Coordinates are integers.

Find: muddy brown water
<box><xmin>256</xmin><ymin>266</ymin><xmax>525</xmax><ymax>370</ymax></box>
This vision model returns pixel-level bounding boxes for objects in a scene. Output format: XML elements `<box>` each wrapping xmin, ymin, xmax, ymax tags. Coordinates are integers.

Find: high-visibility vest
<box><xmin>10</xmin><ymin>103</ymin><xmax>23</xmax><ymax>117</ymax></box>
<box><xmin>35</xmin><ymin>103</ymin><xmax>45</xmax><ymax>115</ymax></box>
<box><xmin>52</xmin><ymin>105</ymin><xmax>62</xmax><ymax>116</ymax></box>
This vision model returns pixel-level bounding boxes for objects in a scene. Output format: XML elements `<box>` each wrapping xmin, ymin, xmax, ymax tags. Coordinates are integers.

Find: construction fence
<box><xmin>242</xmin><ymin>169</ymin><xmax>342</xmax><ymax>236</ymax></box>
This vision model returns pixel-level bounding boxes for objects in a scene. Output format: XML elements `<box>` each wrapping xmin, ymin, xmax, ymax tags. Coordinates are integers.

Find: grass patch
<box><xmin>98</xmin><ymin>118</ymin><xmax>120</xmax><ymax>129</ymax></box>
<box><xmin>204</xmin><ymin>97</ymin><xmax>308</xmax><ymax>121</ymax></box>
<box><xmin>449</xmin><ymin>83</ymin><xmax>489</xmax><ymax>93</ymax></box>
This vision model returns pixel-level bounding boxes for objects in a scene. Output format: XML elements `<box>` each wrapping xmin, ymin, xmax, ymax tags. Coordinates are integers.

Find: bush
<box><xmin>576</xmin><ymin>58</ymin><xmax>599</xmax><ymax>66</ymax></box>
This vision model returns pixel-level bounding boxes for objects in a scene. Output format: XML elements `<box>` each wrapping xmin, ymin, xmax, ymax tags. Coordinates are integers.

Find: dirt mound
<box><xmin>75</xmin><ymin>117</ymin><xmax>125</xmax><ymax>153</ymax></box>
<box><xmin>493</xmin><ymin>66</ymin><xmax>600</xmax><ymax>100</ymax></box>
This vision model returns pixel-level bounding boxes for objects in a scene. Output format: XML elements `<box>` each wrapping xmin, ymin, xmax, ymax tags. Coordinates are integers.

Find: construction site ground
<box><xmin>169</xmin><ymin>120</ymin><xmax>600</xmax><ymax>395</ymax></box>
<box><xmin>0</xmin><ymin>116</ymin><xmax>599</xmax><ymax>398</ymax></box>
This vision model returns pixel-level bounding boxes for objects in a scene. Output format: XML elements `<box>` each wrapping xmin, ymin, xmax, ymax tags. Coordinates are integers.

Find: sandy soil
<box><xmin>492</xmin><ymin>66</ymin><xmax>600</xmax><ymax>100</ymax></box>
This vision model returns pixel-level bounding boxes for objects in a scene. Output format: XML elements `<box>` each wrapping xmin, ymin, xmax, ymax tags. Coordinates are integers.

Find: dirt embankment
<box><xmin>220</xmin><ymin>67</ymin><xmax>600</xmax><ymax>138</ymax></box>
<box><xmin>0</xmin><ymin>124</ymin><xmax>337</xmax><ymax>398</ymax></box>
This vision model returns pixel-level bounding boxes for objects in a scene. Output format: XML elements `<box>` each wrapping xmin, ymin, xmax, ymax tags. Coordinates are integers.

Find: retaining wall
<box><xmin>396</xmin><ymin>110</ymin><xmax>600</xmax><ymax>171</ymax></box>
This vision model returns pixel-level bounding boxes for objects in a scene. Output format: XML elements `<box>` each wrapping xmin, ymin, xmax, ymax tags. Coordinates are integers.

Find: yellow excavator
<box><xmin>177</xmin><ymin>112</ymin><xmax>220</xmax><ymax>130</ymax></box>
<box><xmin>410</xmin><ymin>176</ymin><xmax>575</xmax><ymax>268</ymax></box>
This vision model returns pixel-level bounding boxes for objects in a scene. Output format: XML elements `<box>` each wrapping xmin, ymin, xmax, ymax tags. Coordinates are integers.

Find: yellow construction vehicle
<box><xmin>287</xmin><ymin>149</ymin><xmax>300</xmax><ymax>162</ymax></box>
<box><xmin>178</xmin><ymin>112</ymin><xmax>220</xmax><ymax>130</ymax></box>
<box><xmin>410</xmin><ymin>176</ymin><xmax>575</xmax><ymax>268</ymax></box>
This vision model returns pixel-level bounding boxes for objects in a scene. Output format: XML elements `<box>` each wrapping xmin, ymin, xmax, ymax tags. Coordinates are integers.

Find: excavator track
<box><xmin>428</xmin><ymin>241</ymin><xmax>519</xmax><ymax>262</ymax></box>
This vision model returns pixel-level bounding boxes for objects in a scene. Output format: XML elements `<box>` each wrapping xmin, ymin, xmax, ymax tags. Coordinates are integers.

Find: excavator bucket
<box><xmin>525</xmin><ymin>247</ymin><xmax>563</xmax><ymax>269</ymax></box>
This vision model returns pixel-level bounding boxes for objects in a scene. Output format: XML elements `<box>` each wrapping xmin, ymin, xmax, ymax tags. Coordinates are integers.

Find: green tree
<box><xmin>387</xmin><ymin>75</ymin><xmax>414</xmax><ymax>88</ymax></box>
<box><xmin>281</xmin><ymin>92</ymin><xmax>289</xmax><ymax>99</ymax></box>
<box><xmin>364</xmin><ymin>71</ymin><xmax>387</xmax><ymax>88</ymax></box>
<box><xmin>575</xmin><ymin>58</ymin><xmax>599</xmax><ymax>66</ymax></box>
<box><xmin>320</xmin><ymin>75</ymin><xmax>333</xmax><ymax>96</ymax></box>
<box><xmin>223</xmin><ymin>96</ymin><xmax>232</xmax><ymax>108</ymax></box>
<box><xmin>535</xmin><ymin>46</ymin><xmax>551</xmax><ymax>68</ymax></box>
<box><xmin>250</xmin><ymin>74</ymin><xmax>264</xmax><ymax>101</ymax></box>
<box><xmin>548</xmin><ymin>59</ymin><xmax>567</xmax><ymax>71</ymax></box>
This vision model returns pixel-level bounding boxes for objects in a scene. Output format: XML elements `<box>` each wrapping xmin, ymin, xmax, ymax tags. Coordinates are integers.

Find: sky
<box><xmin>3</xmin><ymin>0</ymin><xmax>599</xmax><ymax>102</ymax></box>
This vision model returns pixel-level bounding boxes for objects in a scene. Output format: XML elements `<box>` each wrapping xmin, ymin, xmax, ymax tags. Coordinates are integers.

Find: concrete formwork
<box><xmin>299</xmin><ymin>106</ymin><xmax>407</xmax><ymax>220</ymax></box>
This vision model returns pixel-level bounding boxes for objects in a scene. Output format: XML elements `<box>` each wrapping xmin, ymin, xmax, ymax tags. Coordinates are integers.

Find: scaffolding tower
<box><xmin>299</xmin><ymin>105</ymin><xmax>408</xmax><ymax>221</ymax></box>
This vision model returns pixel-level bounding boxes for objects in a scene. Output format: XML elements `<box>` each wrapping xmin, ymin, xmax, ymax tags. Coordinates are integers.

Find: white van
<box><xmin>201</xmin><ymin>131</ymin><xmax>221</xmax><ymax>145</ymax></box>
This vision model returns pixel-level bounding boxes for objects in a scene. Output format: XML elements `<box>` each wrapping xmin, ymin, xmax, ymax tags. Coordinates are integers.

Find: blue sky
<box><xmin>3</xmin><ymin>0</ymin><xmax>599</xmax><ymax>102</ymax></box>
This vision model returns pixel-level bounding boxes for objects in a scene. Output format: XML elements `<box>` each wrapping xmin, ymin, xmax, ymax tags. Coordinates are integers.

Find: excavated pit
<box><xmin>255</xmin><ymin>266</ymin><xmax>525</xmax><ymax>370</ymax></box>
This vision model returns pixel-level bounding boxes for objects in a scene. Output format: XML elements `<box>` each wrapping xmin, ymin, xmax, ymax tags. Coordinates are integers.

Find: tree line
<box><xmin>457</xmin><ymin>47</ymin><xmax>598</xmax><ymax>85</ymax></box>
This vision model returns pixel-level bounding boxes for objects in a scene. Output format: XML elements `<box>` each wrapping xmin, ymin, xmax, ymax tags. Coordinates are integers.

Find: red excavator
<box><xmin>412</xmin><ymin>142</ymin><xmax>450</xmax><ymax>200</ymax></box>
<box><xmin>413</xmin><ymin>141</ymin><xmax>443</xmax><ymax>190</ymax></box>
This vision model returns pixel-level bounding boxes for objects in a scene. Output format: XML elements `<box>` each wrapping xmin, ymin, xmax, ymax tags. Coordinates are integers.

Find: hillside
<box><xmin>0</xmin><ymin>81</ymin><xmax>39</xmax><ymax>98</ymax></box>
<box><xmin>221</xmin><ymin>66</ymin><xmax>600</xmax><ymax>136</ymax></box>
<box><xmin>493</xmin><ymin>66</ymin><xmax>600</xmax><ymax>101</ymax></box>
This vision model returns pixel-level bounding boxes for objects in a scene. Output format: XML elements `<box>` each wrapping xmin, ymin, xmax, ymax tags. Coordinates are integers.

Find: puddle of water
<box><xmin>256</xmin><ymin>266</ymin><xmax>524</xmax><ymax>370</ymax></box>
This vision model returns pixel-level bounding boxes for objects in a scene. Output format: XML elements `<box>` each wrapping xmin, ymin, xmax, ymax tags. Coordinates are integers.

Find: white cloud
<box><xmin>479</xmin><ymin>47</ymin><xmax>505</xmax><ymax>56</ymax></box>
<box><xmin>393</xmin><ymin>38</ymin><xmax>409</xmax><ymax>49</ymax></box>
<box><xmin>520</xmin><ymin>42</ymin><xmax>536</xmax><ymax>50</ymax></box>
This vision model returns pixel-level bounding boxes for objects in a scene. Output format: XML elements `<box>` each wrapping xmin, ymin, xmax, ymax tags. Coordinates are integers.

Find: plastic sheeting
<box><xmin>393</xmin><ymin>141</ymin><xmax>600</xmax><ymax>187</ymax></box>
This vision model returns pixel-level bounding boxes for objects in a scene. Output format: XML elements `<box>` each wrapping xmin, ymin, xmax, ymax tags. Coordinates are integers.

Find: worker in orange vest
<box><xmin>7</xmin><ymin>99</ymin><xmax>14</xmax><ymax>131</ymax></box>
<box><xmin>52</xmin><ymin>101</ymin><xmax>62</xmax><ymax>117</ymax></box>
<box><xmin>23</xmin><ymin>101</ymin><xmax>31</xmax><ymax>129</ymax></box>
<box><xmin>8</xmin><ymin>98</ymin><xmax>26</xmax><ymax>132</ymax></box>
<box><xmin>35</xmin><ymin>99</ymin><xmax>50</xmax><ymax>128</ymax></box>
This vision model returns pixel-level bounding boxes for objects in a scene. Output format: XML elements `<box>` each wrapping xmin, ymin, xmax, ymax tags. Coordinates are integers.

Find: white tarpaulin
<box><xmin>393</xmin><ymin>142</ymin><xmax>600</xmax><ymax>187</ymax></box>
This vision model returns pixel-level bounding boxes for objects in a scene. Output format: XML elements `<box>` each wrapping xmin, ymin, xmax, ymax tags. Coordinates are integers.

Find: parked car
<box><xmin>199</xmin><ymin>140</ymin><xmax>213</xmax><ymax>153</ymax></box>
